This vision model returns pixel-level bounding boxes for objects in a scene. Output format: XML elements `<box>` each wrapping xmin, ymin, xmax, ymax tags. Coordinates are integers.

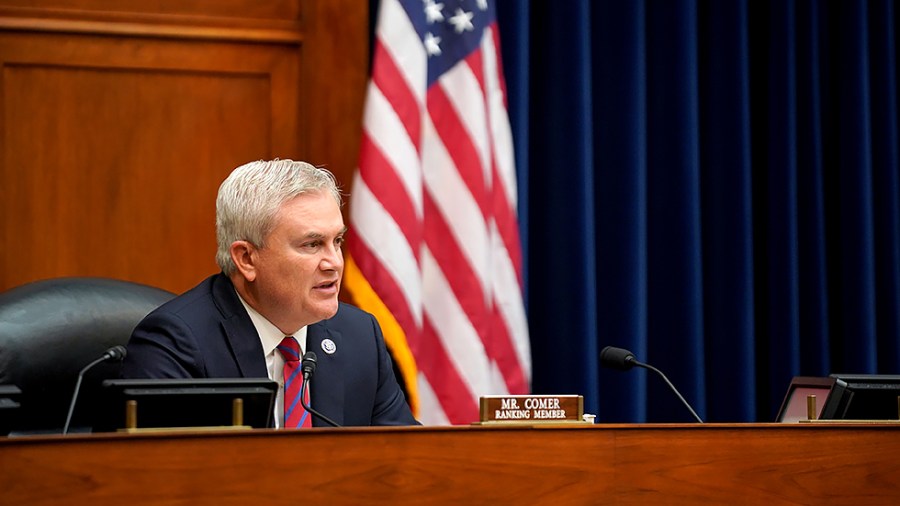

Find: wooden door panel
<box><xmin>0</xmin><ymin>31</ymin><xmax>299</xmax><ymax>292</ymax></box>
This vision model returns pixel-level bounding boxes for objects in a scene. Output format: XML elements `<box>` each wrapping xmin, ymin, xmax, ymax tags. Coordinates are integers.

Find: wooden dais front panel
<box><xmin>1</xmin><ymin>424</ymin><xmax>899</xmax><ymax>505</ymax></box>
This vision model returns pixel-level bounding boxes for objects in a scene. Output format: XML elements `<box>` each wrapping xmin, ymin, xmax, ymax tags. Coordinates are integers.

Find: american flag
<box><xmin>344</xmin><ymin>0</ymin><xmax>531</xmax><ymax>424</ymax></box>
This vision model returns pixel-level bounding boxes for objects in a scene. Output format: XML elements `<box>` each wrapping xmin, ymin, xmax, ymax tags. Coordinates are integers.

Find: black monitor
<box><xmin>775</xmin><ymin>376</ymin><xmax>836</xmax><ymax>422</ymax></box>
<box><xmin>0</xmin><ymin>385</ymin><xmax>22</xmax><ymax>435</ymax></box>
<box><xmin>820</xmin><ymin>374</ymin><xmax>900</xmax><ymax>421</ymax></box>
<box><xmin>777</xmin><ymin>374</ymin><xmax>900</xmax><ymax>422</ymax></box>
<box><xmin>95</xmin><ymin>378</ymin><xmax>277</xmax><ymax>432</ymax></box>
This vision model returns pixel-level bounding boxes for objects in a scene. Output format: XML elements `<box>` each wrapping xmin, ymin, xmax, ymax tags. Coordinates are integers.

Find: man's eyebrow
<box><xmin>304</xmin><ymin>226</ymin><xmax>348</xmax><ymax>239</ymax></box>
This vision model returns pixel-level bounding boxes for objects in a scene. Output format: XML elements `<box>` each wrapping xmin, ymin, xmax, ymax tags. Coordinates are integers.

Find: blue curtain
<box><xmin>497</xmin><ymin>0</ymin><xmax>900</xmax><ymax>422</ymax></box>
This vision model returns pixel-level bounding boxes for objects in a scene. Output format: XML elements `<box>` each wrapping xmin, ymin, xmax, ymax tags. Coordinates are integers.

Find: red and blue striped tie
<box><xmin>277</xmin><ymin>336</ymin><xmax>312</xmax><ymax>428</ymax></box>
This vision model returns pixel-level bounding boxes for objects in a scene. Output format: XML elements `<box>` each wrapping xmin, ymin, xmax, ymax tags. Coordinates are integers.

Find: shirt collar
<box><xmin>235</xmin><ymin>290</ymin><xmax>308</xmax><ymax>356</ymax></box>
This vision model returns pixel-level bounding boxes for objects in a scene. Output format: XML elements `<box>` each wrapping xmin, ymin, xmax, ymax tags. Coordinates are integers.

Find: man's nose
<box><xmin>320</xmin><ymin>243</ymin><xmax>343</xmax><ymax>270</ymax></box>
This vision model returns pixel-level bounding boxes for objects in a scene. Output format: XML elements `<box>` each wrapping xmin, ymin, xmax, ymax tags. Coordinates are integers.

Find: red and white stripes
<box><xmin>347</xmin><ymin>0</ymin><xmax>530</xmax><ymax>425</ymax></box>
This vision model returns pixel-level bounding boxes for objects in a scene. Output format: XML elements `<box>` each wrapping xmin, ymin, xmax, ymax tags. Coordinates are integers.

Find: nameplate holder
<box><xmin>478</xmin><ymin>395</ymin><xmax>585</xmax><ymax>424</ymax></box>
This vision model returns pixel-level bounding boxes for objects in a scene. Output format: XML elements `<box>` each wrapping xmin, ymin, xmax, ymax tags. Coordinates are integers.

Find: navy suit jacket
<box><xmin>122</xmin><ymin>273</ymin><xmax>418</xmax><ymax>427</ymax></box>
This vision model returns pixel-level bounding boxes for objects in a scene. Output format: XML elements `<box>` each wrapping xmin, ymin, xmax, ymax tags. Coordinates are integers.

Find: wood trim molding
<box><xmin>0</xmin><ymin>16</ymin><xmax>303</xmax><ymax>44</ymax></box>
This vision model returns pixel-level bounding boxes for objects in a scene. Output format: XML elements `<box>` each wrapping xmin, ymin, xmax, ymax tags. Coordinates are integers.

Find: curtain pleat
<box><xmin>592</xmin><ymin>0</ymin><xmax>649</xmax><ymax>422</ymax></box>
<box><xmin>700</xmin><ymin>0</ymin><xmax>756</xmax><ymax>422</ymax></box>
<box><xmin>870</xmin><ymin>0</ymin><xmax>900</xmax><ymax>373</ymax></box>
<box><xmin>512</xmin><ymin>1</ymin><xmax>601</xmax><ymax>411</ymax></box>
<box><xmin>644</xmin><ymin>0</ymin><xmax>707</xmax><ymax>422</ymax></box>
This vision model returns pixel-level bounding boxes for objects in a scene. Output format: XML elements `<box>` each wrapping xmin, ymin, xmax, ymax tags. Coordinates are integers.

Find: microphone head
<box><xmin>103</xmin><ymin>345</ymin><xmax>128</xmax><ymax>361</ymax></box>
<box><xmin>600</xmin><ymin>346</ymin><xmax>637</xmax><ymax>371</ymax></box>
<box><xmin>301</xmin><ymin>351</ymin><xmax>318</xmax><ymax>376</ymax></box>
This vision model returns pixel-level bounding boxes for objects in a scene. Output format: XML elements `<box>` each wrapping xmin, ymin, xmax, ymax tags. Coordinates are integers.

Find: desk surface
<box><xmin>2</xmin><ymin>423</ymin><xmax>899</xmax><ymax>505</ymax></box>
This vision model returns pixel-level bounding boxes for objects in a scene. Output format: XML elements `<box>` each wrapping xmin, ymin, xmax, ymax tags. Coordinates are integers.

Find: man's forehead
<box><xmin>276</xmin><ymin>191</ymin><xmax>342</xmax><ymax>219</ymax></box>
<box><xmin>268</xmin><ymin>200</ymin><xmax>344</xmax><ymax>239</ymax></box>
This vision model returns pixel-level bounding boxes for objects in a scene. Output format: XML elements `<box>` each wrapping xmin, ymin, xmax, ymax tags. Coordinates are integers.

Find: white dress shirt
<box><xmin>236</xmin><ymin>291</ymin><xmax>308</xmax><ymax>429</ymax></box>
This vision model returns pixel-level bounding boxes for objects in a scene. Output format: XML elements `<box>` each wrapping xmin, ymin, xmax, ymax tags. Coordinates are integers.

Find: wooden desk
<box><xmin>2</xmin><ymin>423</ymin><xmax>898</xmax><ymax>505</ymax></box>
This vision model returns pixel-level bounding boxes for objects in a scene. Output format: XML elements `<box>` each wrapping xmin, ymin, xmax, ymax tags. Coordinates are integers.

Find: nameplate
<box><xmin>479</xmin><ymin>395</ymin><xmax>584</xmax><ymax>423</ymax></box>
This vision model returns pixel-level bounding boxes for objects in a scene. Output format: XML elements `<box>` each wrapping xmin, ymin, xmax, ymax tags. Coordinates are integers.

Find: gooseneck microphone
<box><xmin>63</xmin><ymin>345</ymin><xmax>127</xmax><ymax>434</ymax></box>
<box><xmin>300</xmin><ymin>351</ymin><xmax>341</xmax><ymax>427</ymax></box>
<box><xmin>600</xmin><ymin>346</ymin><xmax>704</xmax><ymax>423</ymax></box>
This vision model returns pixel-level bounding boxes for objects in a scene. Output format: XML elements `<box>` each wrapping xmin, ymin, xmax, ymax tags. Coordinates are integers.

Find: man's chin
<box><xmin>314</xmin><ymin>301</ymin><xmax>340</xmax><ymax>321</ymax></box>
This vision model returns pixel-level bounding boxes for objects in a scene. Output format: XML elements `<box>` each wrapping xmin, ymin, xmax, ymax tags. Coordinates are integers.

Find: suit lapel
<box><xmin>308</xmin><ymin>321</ymin><xmax>344</xmax><ymax>425</ymax></box>
<box><xmin>212</xmin><ymin>274</ymin><xmax>268</xmax><ymax>378</ymax></box>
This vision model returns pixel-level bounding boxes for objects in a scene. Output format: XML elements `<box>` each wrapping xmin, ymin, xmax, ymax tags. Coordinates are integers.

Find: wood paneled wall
<box><xmin>0</xmin><ymin>0</ymin><xmax>367</xmax><ymax>294</ymax></box>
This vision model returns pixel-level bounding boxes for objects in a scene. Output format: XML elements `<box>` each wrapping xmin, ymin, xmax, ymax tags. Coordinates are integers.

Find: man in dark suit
<box><xmin>123</xmin><ymin>159</ymin><xmax>418</xmax><ymax>427</ymax></box>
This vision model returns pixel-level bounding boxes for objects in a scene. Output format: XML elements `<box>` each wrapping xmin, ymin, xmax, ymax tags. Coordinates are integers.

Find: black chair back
<box><xmin>0</xmin><ymin>277</ymin><xmax>174</xmax><ymax>434</ymax></box>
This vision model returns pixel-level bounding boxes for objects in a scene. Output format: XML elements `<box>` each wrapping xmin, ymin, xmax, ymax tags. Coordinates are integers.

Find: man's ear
<box><xmin>230</xmin><ymin>240</ymin><xmax>258</xmax><ymax>282</ymax></box>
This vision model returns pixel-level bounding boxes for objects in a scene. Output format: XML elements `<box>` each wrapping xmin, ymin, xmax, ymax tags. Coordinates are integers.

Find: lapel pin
<box><xmin>321</xmin><ymin>338</ymin><xmax>337</xmax><ymax>355</ymax></box>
